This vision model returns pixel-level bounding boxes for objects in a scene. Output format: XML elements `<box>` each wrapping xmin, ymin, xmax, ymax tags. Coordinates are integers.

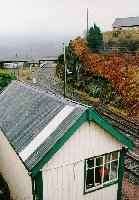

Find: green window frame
<box><xmin>84</xmin><ymin>150</ymin><xmax>120</xmax><ymax>194</ymax></box>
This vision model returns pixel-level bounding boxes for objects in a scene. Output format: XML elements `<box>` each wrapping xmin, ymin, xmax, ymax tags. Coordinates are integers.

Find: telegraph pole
<box><xmin>63</xmin><ymin>43</ymin><xmax>67</xmax><ymax>98</ymax></box>
<box><xmin>87</xmin><ymin>8</ymin><xmax>89</xmax><ymax>37</ymax></box>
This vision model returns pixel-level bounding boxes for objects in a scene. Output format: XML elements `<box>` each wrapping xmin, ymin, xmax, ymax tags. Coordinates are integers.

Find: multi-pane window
<box><xmin>84</xmin><ymin>151</ymin><xmax>120</xmax><ymax>193</ymax></box>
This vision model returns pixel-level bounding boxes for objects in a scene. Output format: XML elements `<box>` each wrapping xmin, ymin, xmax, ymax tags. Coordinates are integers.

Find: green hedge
<box><xmin>0</xmin><ymin>73</ymin><xmax>16</xmax><ymax>90</ymax></box>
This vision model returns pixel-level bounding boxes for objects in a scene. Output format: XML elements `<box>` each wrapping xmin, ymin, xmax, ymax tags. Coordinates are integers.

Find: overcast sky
<box><xmin>0</xmin><ymin>0</ymin><xmax>138</xmax><ymax>57</ymax></box>
<box><xmin>0</xmin><ymin>0</ymin><xmax>138</xmax><ymax>37</ymax></box>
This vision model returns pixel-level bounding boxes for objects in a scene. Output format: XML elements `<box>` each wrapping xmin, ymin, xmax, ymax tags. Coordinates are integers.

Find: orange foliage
<box><xmin>69</xmin><ymin>37</ymin><xmax>139</xmax><ymax>106</ymax></box>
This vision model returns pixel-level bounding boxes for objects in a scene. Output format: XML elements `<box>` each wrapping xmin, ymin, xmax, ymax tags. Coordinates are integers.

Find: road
<box><xmin>28</xmin><ymin>61</ymin><xmax>64</xmax><ymax>96</ymax></box>
<box><xmin>28</xmin><ymin>61</ymin><xmax>80</xmax><ymax>101</ymax></box>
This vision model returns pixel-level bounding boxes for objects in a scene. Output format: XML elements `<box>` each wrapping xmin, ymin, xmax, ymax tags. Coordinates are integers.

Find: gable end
<box><xmin>31</xmin><ymin>109</ymin><xmax>134</xmax><ymax>177</ymax></box>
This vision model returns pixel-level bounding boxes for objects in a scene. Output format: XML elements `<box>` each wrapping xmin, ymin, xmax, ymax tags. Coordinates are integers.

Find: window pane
<box><xmin>96</xmin><ymin>156</ymin><xmax>103</xmax><ymax>166</ymax></box>
<box><xmin>95</xmin><ymin>167</ymin><xmax>102</xmax><ymax>185</ymax></box>
<box><xmin>111</xmin><ymin>151</ymin><xmax>118</xmax><ymax>161</ymax></box>
<box><xmin>105</xmin><ymin>154</ymin><xmax>110</xmax><ymax>163</ymax></box>
<box><xmin>85</xmin><ymin>151</ymin><xmax>119</xmax><ymax>192</ymax></box>
<box><xmin>87</xmin><ymin>158</ymin><xmax>94</xmax><ymax>168</ymax></box>
<box><xmin>110</xmin><ymin>161</ymin><xmax>118</xmax><ymax>180</ymax></box>
<box><xmin>86</xmin><ymin>169</ymin><xmax>94</xmax><ymax>189</ymax></box>
<box><xmin>103</xmin><ymin>163</ymin><xmax>110</xmax><ymax>182</ymax></box>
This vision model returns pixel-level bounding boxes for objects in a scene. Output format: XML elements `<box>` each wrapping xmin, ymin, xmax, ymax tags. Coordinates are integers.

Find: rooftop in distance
<box><xmin>113</xmin><ymin>16</ymin><xmax>139</xmax><ymax>28</ymax></box>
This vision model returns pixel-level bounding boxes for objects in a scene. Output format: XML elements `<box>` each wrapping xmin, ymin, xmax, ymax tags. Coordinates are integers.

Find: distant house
<box><xmin>2</xmin><ymin>62</ymin><xmax>24</xmax><ymax>69</ymax></box>
<box><xmin>0</xmin><ymin>81</ymin><xmax>134</xmax><ymax>200</ymax></box>
<box><xmin>112</xmin><ymin>17</ymin><xmax>139</xmax><ymax>30</ymax></box>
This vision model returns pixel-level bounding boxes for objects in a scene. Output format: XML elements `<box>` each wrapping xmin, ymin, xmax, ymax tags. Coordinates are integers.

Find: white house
<box><xmin>112</xmin><ymin>17</ymin><xmax>139</xmax><ymax>30</ymax></box>
<box><xmin>3</xmin><ymin>62</ymin><xmax>24</xmax><ymax>68</ymax></box>
<box><xmin>0</xmin><ymin>81</ymin><xmax>134</xmax><ymax>200</ymax></box>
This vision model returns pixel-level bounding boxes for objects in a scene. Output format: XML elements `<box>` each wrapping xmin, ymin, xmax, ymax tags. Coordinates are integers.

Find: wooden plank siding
<box><xmin>42</xmin><ymin>122</ymin><xmax>122</xmax><ymax>200</ymax></box>
<box><xmin>43</xmin><ymin>162</ymin><xmax>118</xmax><ymax>200</ymax></box>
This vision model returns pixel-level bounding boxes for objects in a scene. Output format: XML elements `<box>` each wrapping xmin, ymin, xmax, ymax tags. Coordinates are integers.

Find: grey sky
<box><xmin>0</xmin><ymin>0</ymin><xmax>138</xmax><ymax>58</ymax></box>
<box><xmin>0</xmin><ymin>0</ymin><xmax>138</xmax><ymax>37</ymax></box>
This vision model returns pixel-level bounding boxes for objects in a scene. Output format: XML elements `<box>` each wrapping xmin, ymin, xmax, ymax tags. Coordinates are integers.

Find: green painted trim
<box><xmin>34</xmin><ymin>171</ymin><xmax>43</xmax><ymax>200</ymax></box>
<box><xmin>83</xmin><ymin>159</ymin><xmax>86</xmax><ymax>194</ymax></box>
<box><xmin>88</xmin><ymin>109</ymin><xmax>134</xmax><ymax>150</ymax></box>
<box><xmin>84</xmin><ymin>180</ymin><xmax>118</xmax><ymax>195</ymax></box>
<box><xmin>117</xmin><ymin>148</ymin><xmax>125</xmax><ymax>200</ymax></box>
<box><xmin>31</xmin><ymin>111</ymin><xmax>87</xmax><ymax>176</ymax></box>
<box><xmin>31</xmin><ymin>176</ymin><xmax>36</xmax><ymax>200</ymax></box>
<box><xmin>31</xmin><ymin>108</ymin><xmax>134</xmax><ymax>176</ymax></box>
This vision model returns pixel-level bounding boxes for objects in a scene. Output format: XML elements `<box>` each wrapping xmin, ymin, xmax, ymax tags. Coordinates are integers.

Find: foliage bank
<box><xmin>69</xmin><ymin>37</ymin><xmax>139</xmax><ymax>108</ymax></box>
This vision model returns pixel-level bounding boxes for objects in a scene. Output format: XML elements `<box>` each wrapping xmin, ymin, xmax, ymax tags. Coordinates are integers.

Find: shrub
<box><xmin>86</xmin><ymin>76</ymin><xmax>115</xmax><ymax>103</ymax></box>
<box><xmin>0</xmin><ymin>73</ymin><xmax>16</xmax><ymax>90</ymax></box>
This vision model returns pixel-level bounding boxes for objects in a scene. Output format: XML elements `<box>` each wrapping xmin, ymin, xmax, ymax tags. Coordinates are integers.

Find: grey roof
<box><xmin>113</xmin><ymin>17</ymin><xmax>139</xmax><ymax>28</ymax></box>
<box><xmin>0</xmin><ymin>81</ymin><xmax>86</xmax><ymax>171</ymax></box>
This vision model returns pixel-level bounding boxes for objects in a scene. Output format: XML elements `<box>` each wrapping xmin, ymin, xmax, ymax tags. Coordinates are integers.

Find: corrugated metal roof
<box><xmin>113</xmin><ymin>17</ymin><xmax>139</xmax><ymax>28</ymax></box>
<box><xmin>0</xmin><ymin>81</ymin><xmax>86</xmax><ymax>171</ymax></box>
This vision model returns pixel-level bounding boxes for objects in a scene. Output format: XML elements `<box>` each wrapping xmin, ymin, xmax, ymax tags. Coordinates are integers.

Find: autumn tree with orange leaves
<box><xmin>69</xmin><ymin>37</ymin><xmax>139</xmax><ymax>107</ymax></box>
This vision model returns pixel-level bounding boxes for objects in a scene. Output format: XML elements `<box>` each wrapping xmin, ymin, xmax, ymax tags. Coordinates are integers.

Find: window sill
<box><xmin>84</xmin><ymin>180</ymin><xmax>118</xmax><ymax>195</ymax></box>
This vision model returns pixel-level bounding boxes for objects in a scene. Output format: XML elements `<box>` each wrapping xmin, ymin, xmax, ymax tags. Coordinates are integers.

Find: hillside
<box><xmin>69</xmin><ymin>37</ymin><xmax>139</xmax><ymax>109</ymax></box>
<box><xmin>103</xmin><ymin>29</ymin><xmax>139</xmax><ymax>51</ymax></box>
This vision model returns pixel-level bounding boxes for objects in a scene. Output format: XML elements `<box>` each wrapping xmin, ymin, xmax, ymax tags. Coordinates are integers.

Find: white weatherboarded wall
<box><xmin>42</xmin><ymin>122</ymin><xmax>122</xmax><ymax>200</ymax></box>
<box><xmin>0</xmin><ymin>130</ymin><xmax>33</xmax><ymax>200</ymax></box>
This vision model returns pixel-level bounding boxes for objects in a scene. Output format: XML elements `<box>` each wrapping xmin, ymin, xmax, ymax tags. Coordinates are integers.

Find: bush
<box><xmin>56</xmin><ymin>64</ymin><xmax>64</xmax><ymax>79</ymax></box>
<box><xmin>0</xmin><ymin>73</ymin><xmax>16</xmax><ymax>90</ymax></box>
<box><xmin>56</xmin><ymin>54</ymin><xmax>64</xmax><ymax>65</ymax></box>
<box><xmin>86</xmin><ymin>76</ymin><xmax>115</xmax><ymax>103</ymax></box>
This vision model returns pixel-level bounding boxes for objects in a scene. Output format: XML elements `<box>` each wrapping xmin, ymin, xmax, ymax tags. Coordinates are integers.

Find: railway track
<box><xmin>124</xmin><ymin>168</ymin><xmax>139</xmax><ymax>185</ymax></box>
<box><xmin>96</xmin><ymin>106</ymin><xmax>139</xmax><ymax>138</ymax></box>
<box><xmin>96</xmin><ymin>105</ymin><xmax>139</xmax><ymax>184</ymax></box>
<box><xmin>125</xmin><ymin>155</ymin><xmax>139</xmax><ymax>184</ymax></box>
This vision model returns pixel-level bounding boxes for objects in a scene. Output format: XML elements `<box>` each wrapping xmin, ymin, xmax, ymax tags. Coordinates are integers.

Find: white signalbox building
<box><xmin>0</xmin><ymin>81</ymin><xmax>134</xmax><ymax>200</ymax></box>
